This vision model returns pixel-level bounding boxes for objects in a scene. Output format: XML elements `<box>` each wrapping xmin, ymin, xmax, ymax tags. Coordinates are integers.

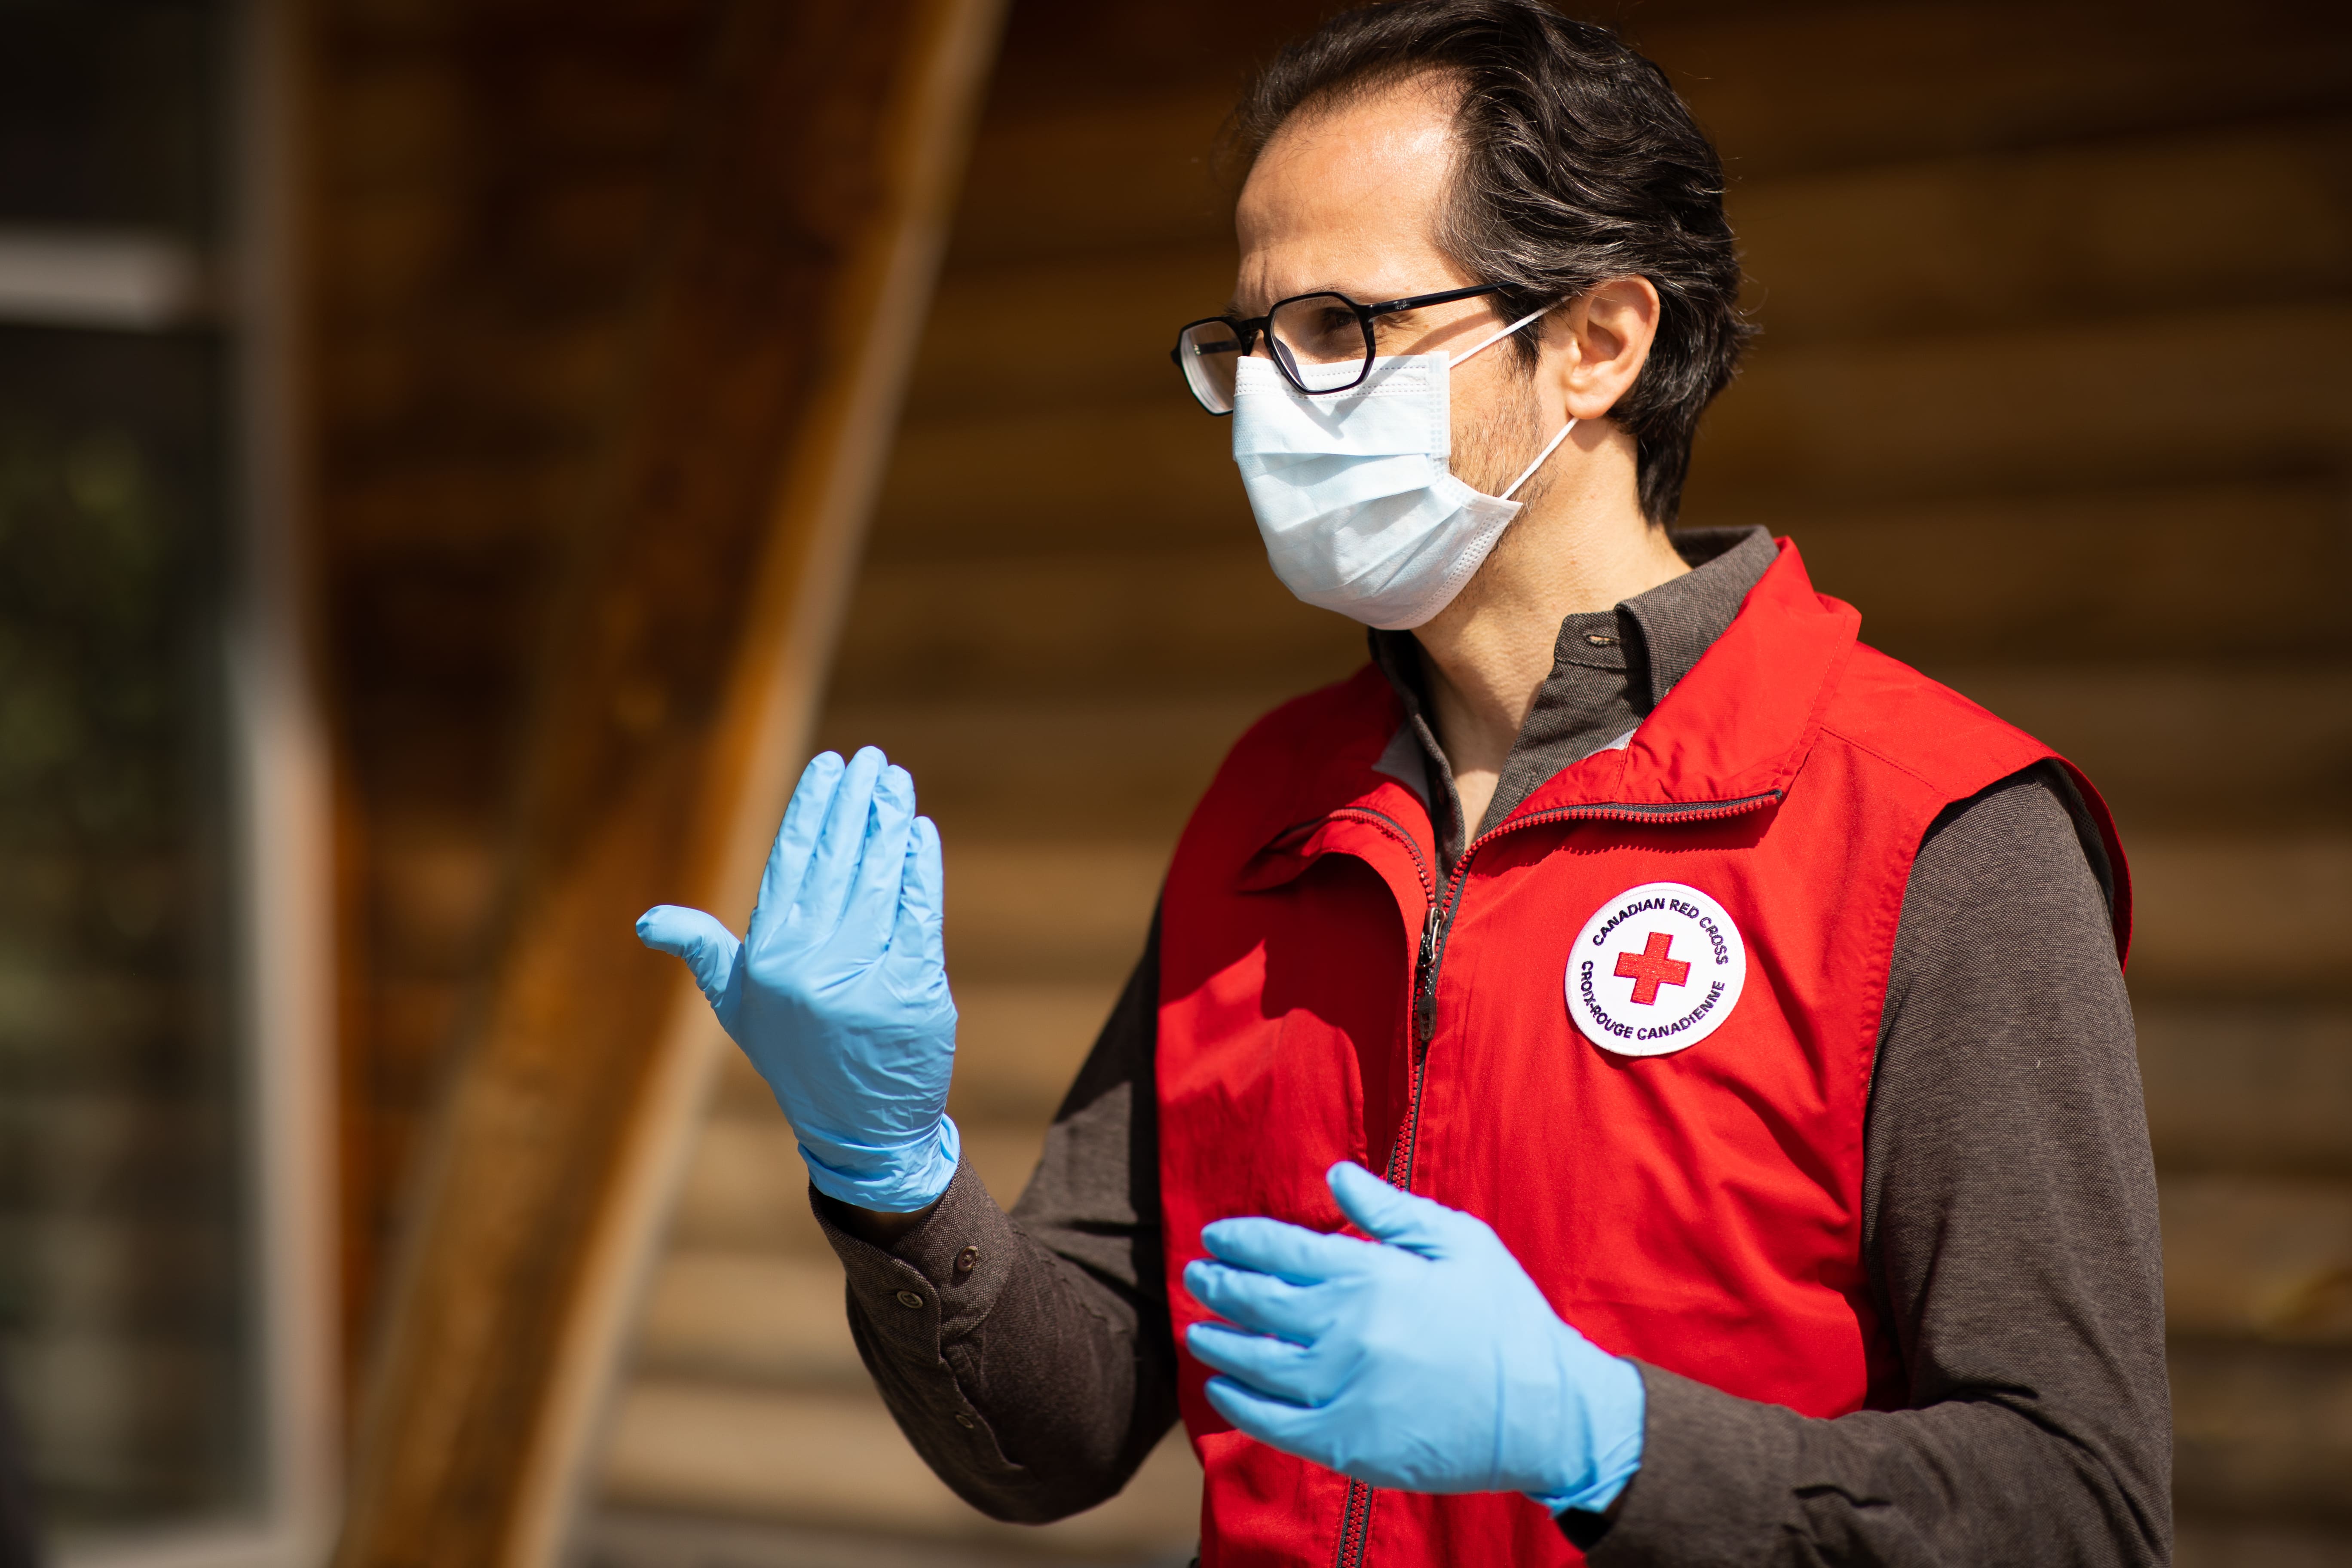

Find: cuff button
<box><xmin>895</xmin><ymin>1289</ymin><xmax>925</xmax><ymax>1309</ymax></box>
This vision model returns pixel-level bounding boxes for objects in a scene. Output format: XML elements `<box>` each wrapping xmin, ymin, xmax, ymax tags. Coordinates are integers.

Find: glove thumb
<box><xmin>637</xmin><ymin>905</ymin><xmax>743</xmax><ymax>1020</ymax></box>
<box><xmin>1327</xmin><ymin>1160</ymin><xmax>1469</xmax><ymax>1259</ymax></box>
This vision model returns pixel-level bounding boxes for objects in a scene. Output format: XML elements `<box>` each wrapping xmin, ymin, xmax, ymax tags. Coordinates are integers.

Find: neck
<box><xmin>1412</xmin><ymin>431</ymin><xmax>1688</xmax><ymax>828</ymax></box>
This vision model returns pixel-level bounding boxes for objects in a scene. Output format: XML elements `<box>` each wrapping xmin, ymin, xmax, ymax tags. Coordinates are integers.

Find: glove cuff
<box><xmin>799</xmin><ymin>1115</ymin><xmax>962</xmax><ymax>1213</ymax></box>
<box><xmin>1527</xmin><ymin>1351</ymin><xmax>1645</xmax><ymax>1515</ymax></box>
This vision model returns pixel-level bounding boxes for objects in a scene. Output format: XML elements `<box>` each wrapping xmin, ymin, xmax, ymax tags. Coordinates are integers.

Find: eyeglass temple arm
<box><xmin>1355</xmin><ymin>282</ymin><xmax>1504</xmax><ymax>317</ymax></box>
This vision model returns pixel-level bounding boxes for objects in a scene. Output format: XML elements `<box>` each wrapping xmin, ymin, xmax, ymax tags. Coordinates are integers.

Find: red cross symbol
<box><xmin>1614</xmin><ymin>931</ymin><xmax>1691</xmax><ymax>1005</ymax></box>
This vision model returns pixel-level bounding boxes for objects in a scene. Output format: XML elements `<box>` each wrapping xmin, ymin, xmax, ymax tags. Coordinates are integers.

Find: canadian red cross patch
<box><xmin>1565</xmin><ymin>881</ymin><xmax>1748</xmax><ymax>1057</ymax></box>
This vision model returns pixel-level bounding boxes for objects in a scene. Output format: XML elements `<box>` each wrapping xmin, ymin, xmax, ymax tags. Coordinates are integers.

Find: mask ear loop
<box><xmin>1448</xmin><ymin>300</ymin><xmax>1575</xmax><ymax>501</ymax></box>
<box><xmin>1500</xmin><ymin>418</ymin><xmax>1577</xmax><ymax>501</ymax></box>
<box><xmin>1449</xmin><ymin>304</ymin><xmax>1553</xmax><ymax>368</ymax></box>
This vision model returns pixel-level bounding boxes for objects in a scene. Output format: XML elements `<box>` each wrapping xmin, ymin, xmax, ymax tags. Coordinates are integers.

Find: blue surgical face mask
<box><xmin>1231</xmin><ymin>308</ymin><xmax>1574</xmax><ymax>630</ymax></box>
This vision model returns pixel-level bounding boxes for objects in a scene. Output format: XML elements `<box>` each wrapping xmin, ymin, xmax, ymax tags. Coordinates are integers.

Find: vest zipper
<box><xmin>1321</xmin><ymin>806</ymin><xmax>1441</xmax><ymax>1180</ymax></box>
<box><xmin>1394</xmin><ymin>790</ymin><xmax>1780</xmax><ymax>1192</ymax></box>
<box><xmin>1410</xmin><ymin>903</ymin><xmax>1441</xmax><ymax>1048</ymax></box>
<box><xmin>1332</xmin><ymin>1479</ymin><xmax>1374</xmax><ymax>1568</ymax></box>
<box><xmin>1311</xmin><ymin>790</ymin><xmax>1774</xmax><ymax>1568</ymax></box>
<box><xmin>1316</xmin><ymin>808</ymin><xmax>1427</xmax><ymax>1568</ymax></box>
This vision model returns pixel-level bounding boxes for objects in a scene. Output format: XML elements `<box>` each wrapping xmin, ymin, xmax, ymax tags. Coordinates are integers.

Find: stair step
<box><xmin>937</xmin><ymin>841</ymin><xmax>1167</xmax><ymax>982</ymax></box>
<box><xmin>832</xmin><ymin>542</ymin><xmax>1361</xmax><ymax>704</ymax></box>
<box><xmin>819</xmin><ymin>660</ymin><xmax>2352</xmax><ymax>846</ymax></box>
<box><xmin>2169</xmin><ymin>1338</ymin><xmax>2352</xmax><ymax>1520</ymax></box>
<box><xmin>2131</xmin><ymin>837</ymin><xmax>2352</xmax><ymax>995</ymax></box>
<box><xmin>1926</xmin><ymin>667</ymin><xmax>2352</xmax><ymax>831</ymax></box>
<box><xmin>876</xmin><ymin>305</ymin><xmax>2352</xmax><ymax>554</ymax></box>
<box><xmin>598</xmin><ymin>1380</ymin><xmax>1200</xmax><ymax>1552</ymax></box>
<box><xmin>634</xmin><ymin>1250</ymin><xmax>864</xmax><ymax>1389</ymax></box>
<box><xmin>675</xmin><ymin>1115</ymin><xmax>1053</xmax><ymax>1255</ymax></box>
<box><xmin>948</xmin><ymin>980</ymin><xmax>1128</xmax><ymax>1122</ymax></box>
<box><xmin>815</xmin><ymin>695</ymin><xmax>1277</xmax><ymax>848</ymax></box>
<box><xmin>2142</xmin><ymin>1004</ymin><xmax>2352</xmax><ymax>1177</ymax></box>
<box><xmin>2162</xmin><ymin>1173</ymin><xmax>2352</xmax><ymax>1344</ymax></box>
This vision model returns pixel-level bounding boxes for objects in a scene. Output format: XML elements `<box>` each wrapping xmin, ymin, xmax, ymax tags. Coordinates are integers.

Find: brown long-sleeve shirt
<box><xmin>814</xmin><ymin>529</ymin><xmax>2172</xmax><ymax>1565</ymax></box>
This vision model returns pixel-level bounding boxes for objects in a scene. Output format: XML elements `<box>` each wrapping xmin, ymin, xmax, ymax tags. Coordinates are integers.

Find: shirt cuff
<box><xmin>812</xmin><ymin>1156</ymin><xmax>1022</xmax><ymax>1351</ymax></box>
<box><xmin>1563</xmin><ymin>1362</ymin><xmax>1806</xmax><ymax>1564</ymax></box>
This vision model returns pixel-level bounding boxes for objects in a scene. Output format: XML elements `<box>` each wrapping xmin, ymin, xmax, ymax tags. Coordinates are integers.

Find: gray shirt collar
<box><xmin>1370</xmin><ymin>526</ymin><xmax>1779</xmax><ymax>868</ymax></box>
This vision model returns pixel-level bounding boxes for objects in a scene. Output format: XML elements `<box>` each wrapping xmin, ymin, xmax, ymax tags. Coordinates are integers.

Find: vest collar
<box><xmin>1248</xmin><ymin>539</ymin><xmax>1859</xmax><ymax>867</ymax></box>
<box><xmin>1507</xmin><ymin>537</ymin><xmax>1857</xmax><ymax>821</ymax></box>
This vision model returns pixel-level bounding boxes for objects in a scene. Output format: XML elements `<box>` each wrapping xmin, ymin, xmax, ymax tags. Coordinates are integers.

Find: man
<box><xmin>638</xmin><ymin>2</ymin><xmax>2171</xmax><ymax>1562</ymax></box>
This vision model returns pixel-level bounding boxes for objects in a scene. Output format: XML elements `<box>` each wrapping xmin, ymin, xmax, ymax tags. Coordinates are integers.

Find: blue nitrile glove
<box><xmin>1184</xmin><ymin>1161</ymin><xmax>1644</xmax><ymax>1514</ymax></box>
<box><xmin>636</xmin><ymin>746</ymin><xmax>959</xmax><ymax>1212</ymax></box>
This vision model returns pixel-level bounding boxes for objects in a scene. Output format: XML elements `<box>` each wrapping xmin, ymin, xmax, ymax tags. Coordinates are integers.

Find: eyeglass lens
<box><xmin>1268</xmin><ymin>294</ymin><xmax>1373</xmax><ymax>391</ymax></box>
<box><xmin>1176</xmin><ymin>293</ymin><xmax>1378</xmax><ymax>413</ymax></box>
<box><xmin>1177</xmin><ymin>320</ymin><xmax>1245</xmax><ymax>413</ymax></box>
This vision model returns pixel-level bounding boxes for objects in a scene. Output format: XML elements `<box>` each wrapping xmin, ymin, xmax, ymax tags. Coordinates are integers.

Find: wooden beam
<box><xmin>329</xmin><ymin>1</ymin><xmax>1005</xmax><ymax>1562</ymax></box>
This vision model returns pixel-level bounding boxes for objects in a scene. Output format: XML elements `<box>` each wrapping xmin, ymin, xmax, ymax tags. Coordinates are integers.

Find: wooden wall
<box><xmin>308</xmin><ymin>0</ymin><xmax>2352</xmax><ymax>1562</ymax></box>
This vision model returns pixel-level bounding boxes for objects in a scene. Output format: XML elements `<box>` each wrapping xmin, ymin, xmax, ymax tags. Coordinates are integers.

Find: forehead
<box><xmin>1233</xmin><ymin>74</ymin><xmax>1470</xmax><ymax>309</ymax></box>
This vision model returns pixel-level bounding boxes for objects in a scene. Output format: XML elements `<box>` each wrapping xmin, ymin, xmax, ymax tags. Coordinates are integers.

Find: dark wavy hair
<box><xmin>1232</xmin><ymin>0</ymin><xmax>1750</xmax><ymax>524</ymax></box>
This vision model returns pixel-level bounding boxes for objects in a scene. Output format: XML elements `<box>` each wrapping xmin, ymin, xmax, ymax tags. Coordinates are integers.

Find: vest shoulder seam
<box><xmin>1813</xmin><ymin>720</ymin><xmax>1969</xmax><ymax>797</ymax></box>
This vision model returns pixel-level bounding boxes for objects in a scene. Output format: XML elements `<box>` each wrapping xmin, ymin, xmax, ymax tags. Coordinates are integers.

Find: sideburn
<box><xmin>1451</xmin><ymin>368</ymin><xmax>1549</xmax><ymax>503</ymax></box>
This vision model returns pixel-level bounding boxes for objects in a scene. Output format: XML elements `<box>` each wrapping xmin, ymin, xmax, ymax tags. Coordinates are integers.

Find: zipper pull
<box><xmin>1413</xmin><ymin>903</ymin><xmax>1440</xmax><ymax>1044</ymax></box>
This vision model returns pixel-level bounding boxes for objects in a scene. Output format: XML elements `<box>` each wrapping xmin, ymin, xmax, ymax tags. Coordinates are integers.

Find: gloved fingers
<box><xmin>749</xmin><ymin>751</ymin><xmax>845</xmax><ymax>949</ymax></box>
<box><xmin>796</xmin><ymin>745</ymin><xmax>888</xmax><ymax>939</ymax></box>
<box><xmin>1201</xmin><ymin>1213</ymin><xmax>1373</xmax><ymax>1283</ymax></box>
<box><xmin>836</xmin><ymin>763</ymin><xmax>918</xmax><ymax>960</ymax></box>
<box><xmin>1327</xmin><ymin>1160</ymin><xmax>1476</xmax><ymax>1259</ymax></box>
<box><xmin>1186</xmin><ymin>1322</ymin><xmax>1327</xmax><ymax>1406</ymax></box>
<box><xmin>891</xmin><ymin>815</ymin><xmax>947</xmax><ymax>969</ymax></box>
<box><xmin>635</xmin><ymin>905</ymin><xmax>742</xmax><ymax>1011</ymax></box>
<box><xmin>1202</xmin><ymin>1375</ymin><xmax>1334</xmax><ymax>1464</ymax></box>
<box><xmin>1183</xmin><ymin>1258</ymin><xmax>1331</xmax><ymax>1343</ymax></box>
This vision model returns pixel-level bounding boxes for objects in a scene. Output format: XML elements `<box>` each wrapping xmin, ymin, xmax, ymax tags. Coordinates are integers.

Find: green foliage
<box><xmin>0</xmin><ymin>422</ymin><xmax>179</xmax><ymax>850</ymax></box>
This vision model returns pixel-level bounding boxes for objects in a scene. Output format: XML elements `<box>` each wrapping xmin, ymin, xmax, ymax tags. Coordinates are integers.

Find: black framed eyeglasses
<box><xmin>1170</xmin><ymin>283</ymin><xmax>1505</xmax><ymax>415</ymax></box>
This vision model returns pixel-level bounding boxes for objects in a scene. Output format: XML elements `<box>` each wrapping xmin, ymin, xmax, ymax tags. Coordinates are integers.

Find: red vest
<box><xmin>1155</xmin><ymin>542</ymin><xmax>2128</xmax><ymax>1568</ymax></box>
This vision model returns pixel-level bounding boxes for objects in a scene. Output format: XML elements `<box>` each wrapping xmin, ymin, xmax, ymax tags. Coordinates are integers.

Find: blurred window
<box><xmin>0</xmin><ymin>0</ymin><xmax>295</xmax><ymax>1551</ymax></box>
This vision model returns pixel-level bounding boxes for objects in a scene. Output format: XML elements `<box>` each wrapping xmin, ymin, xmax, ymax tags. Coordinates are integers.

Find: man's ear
<box><xmin>1552</xmin><ymin>276</ymin><xmax>1661</xmax><ymax>423</ymax></box>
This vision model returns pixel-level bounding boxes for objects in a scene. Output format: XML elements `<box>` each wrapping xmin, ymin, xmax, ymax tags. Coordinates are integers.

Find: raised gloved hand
<box><xmin>637</xmin><ymin>746</ymin><xmax>959</xmax><ymax>1212</ymax></box>
<box><xmin>1183</xmin><ymin>1161</ymin><xmax>1644</xmax><ymax>1514</ymax></box>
